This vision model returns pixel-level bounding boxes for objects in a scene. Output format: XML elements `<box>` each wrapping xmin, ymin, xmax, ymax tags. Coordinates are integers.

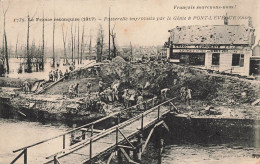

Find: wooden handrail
<box><xmin>13</xmin><ymin>97</ymin><xmax>157</xmax><ymax>153</ymax></box>
<box><xmin>45</xmin><ymin>97</ymin><xmax>175</xmax><ymax>162</ymax></box>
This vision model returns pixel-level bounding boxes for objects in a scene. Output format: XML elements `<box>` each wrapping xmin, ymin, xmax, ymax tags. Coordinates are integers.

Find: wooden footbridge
<box><xmin>11</xmin><ymin>97</ymin><xmax>177</xmax><ymax>164</ymax></box>
<box><xmin>34</xmin><ymin>61</ymin><xmax>96</xmax><ymax>94</ymax></box>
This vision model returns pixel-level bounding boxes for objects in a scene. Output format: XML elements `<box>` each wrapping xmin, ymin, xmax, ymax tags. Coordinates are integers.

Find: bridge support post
<box><xmin>156</xmin><ymin>128</ymin><xmax>164</xmax><ymax>164</ymax></box>
<box><xmin>133</xmin><ymin>134</ymin><xmax>143</xmax><ymax>163</ymax></box>
<box><xmin>117</xmin><ymin>149</ymin><xmax>122</xmax><ymax>163</ymax></box>
<box><xmin>117</xmin><ymin>114</ymin><xmax>120</xmax><ymax>125</ymax></box>
<box><xmin>63</xmin><ymin>135</ymin><xmax>66</xmax><ymax>149</ymax></box>
<box><xmin>89</xmin><ymin>138</ymin><xmax>92</xmax><ymax>163</ymax></box>
<box><xmin>24</xmin><ymin>148</ymin><xmax>27</xmax><ymax>164</ymax></box>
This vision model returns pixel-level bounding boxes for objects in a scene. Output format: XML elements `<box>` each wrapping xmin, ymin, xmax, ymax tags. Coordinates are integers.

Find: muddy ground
<box><xmin>1</xmin><ymin>57</ymin><xmax>260</xmax><ymax>120</ymax></box>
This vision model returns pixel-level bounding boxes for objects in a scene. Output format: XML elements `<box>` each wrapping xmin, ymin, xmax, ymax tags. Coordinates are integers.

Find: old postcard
<box><xmin>0</xmin><ymin>0</ymin><xmax>259</xmax><ymax>163</ymax></box>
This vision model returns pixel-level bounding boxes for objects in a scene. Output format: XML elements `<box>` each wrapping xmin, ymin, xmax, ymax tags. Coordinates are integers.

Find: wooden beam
<box><xmin>118</xmin><ymin>128</ymin><xmax>135</xmax><ymax>148</ymax></box>
<box><xmin>117</xmin><ymin>145</ymin><xmax>136</xmax><ymax>151</ymax></box>
<box><xmin>142</xmin><ymin>127</ymin><xmax>155</xmax><ymax>153</ymax></box>
<box><xmin>106</xmin><ymin>152</ymin><xmax>115</xmax><ymax>164</ymax></box>
<box><xmin>119</xmin><ymin>148</ymin><xmax>139</xmax><ymax>164</ymax></box>
<box><xmin>10</xmin><ymin>150</ymin><xmax>24</xmax><ymax>164</ymax></box>
<box><xmin>142</xmin><ymin>120</ymin><xmax>169</xmax><ymax>153</ymax></box>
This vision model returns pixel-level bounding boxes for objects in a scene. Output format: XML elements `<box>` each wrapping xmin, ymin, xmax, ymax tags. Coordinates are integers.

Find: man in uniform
<box><xmin>86</xmin><ymin>82</ymin><xmax>92</xmax><ymax>94</ymax></box>
<box><xmin>186</xmin><ymin>88</ymin><xmax>192</xmax><ymax>105</ymax></box>
<box><xmin>99</xmin><ymin>80</ymin><xmax>104</xmax><ymax>93</ymax></box>
<box><xmin>23</xmin><ymin>80</ymin><xmax>30</xmax><ymax>94</ymax></box>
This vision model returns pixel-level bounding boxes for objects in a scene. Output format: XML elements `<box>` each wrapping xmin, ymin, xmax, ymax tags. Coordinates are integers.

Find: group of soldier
<box><xmin>49</xmin><ymin>69</ymin><xmax>64</xmax><ymax>82</ymax></box>
<box><xmin>122</xmin><ymin>88</ymin><xmax>144</xmax><ymax>109</ymax></box>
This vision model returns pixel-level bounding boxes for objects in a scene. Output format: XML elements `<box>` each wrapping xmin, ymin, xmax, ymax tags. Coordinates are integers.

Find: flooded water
<box><xmin>0</xmin><ymin>106</ymin><xmax>259</xmax><ymax>164</ymax></box>
<box><xmin>0</xmin><ymin>118</ymin><xmax>72</xmax><ymax>164</ymax></box>
<box><xmin>140</xmin><ymin>135</ymin><xmax>260</xmax><ymax>164</ymax></box>
<box><xmin>5</xmin><ymin>58</ymin><xmax>94</xmax><ymax>80</ymax></box>
<box><xmin>160</xmin><ymin>142</ymin><xmax>259</xmax><ymax>164</ymax></box>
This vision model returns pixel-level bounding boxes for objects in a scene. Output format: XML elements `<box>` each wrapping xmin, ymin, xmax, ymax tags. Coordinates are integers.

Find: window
<box><xmin>170</xmin><ymin>53</ymin><xmax>180</xmax><ymax>59</ymax></box>
<box><xmin>232</xmin><ymin>54</ymin><xmax>244</xmax><ymax>67</ymax></box>
<box><xmin>212</xmin><ymin>53</ymin><xmax>220</xmax><ymax>65</ymax></box>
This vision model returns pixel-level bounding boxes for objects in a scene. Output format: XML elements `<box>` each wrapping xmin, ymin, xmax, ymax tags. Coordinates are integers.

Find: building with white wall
<box><xmin>167</xmin><ymin>19</ymin><xmax>255</xmax><ymax>76</ymax></box>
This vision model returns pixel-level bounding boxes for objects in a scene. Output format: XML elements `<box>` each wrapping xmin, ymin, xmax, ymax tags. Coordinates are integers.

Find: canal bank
<box><xmin>139</xmin><ymin>113</ymin><xmax>260</xmax><ymax>164</ymax></box>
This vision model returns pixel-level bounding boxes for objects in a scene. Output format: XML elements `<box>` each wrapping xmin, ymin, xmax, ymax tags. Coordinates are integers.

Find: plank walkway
<box><xmin>35</xmin><ymin>61</ymin><xmax>96</xmax><ymax>94</ymax></box>
<box><xmin>45</xmin><ymin>102</ymin><xmax>171</xmax><ymax>164</ymax></box>
<box><xmin>11</xmin><ymin>97</ymin><xmax>174</xmax><ymax>164</ymax></box>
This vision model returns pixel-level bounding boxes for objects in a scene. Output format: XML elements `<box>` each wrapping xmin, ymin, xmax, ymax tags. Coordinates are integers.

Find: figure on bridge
<box><xmin>161</xmin><ymin>88</ymin><xmax>169</xmax><ymax>101</ymax></box>
<box><xmin>59</xmin><ymin>70</ymin><xmax>63</xmax><ymax>79</ymax></box>
<box><xmin>54</xmin><ymin>69</ymin><xmax>59</xmax><ymax>81</ymax></box>
<box><xmin>64</xmin><ymin>69</ymin><xmax>69</xmax><ymax>80</ymax></box>
<box><xmin>23</xmin><ymin>80</ymin><xmax>30</xmax><ymax>94</ymax></box>
<box><xmin>137</xmin><ymin>95</ymin><xmax>144</xmax><ymax>110</ymax></box>
<box><xmin>49</xmin><ymin>70</ymin><xmax>53</xmax><ymax>82</ymax></box>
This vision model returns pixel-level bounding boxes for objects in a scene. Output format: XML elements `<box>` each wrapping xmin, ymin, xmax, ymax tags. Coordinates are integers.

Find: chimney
<box><xmin>248</xmin><ymin>16</ymin><xmax>253</xmax><ymax>28</ymax></box>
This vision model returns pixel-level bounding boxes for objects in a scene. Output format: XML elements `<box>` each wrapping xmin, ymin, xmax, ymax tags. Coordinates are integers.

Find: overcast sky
<box><xmin>1</xmin><ymin>0</ymin><xmax>260</xmax><ymax>49</ymax></box>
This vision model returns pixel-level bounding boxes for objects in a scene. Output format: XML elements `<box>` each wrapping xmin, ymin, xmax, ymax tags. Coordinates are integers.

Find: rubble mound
<box><xmin>112</xmin><ymin>56</ymin><xmax>126</xmax><ymax>65</ymax></box>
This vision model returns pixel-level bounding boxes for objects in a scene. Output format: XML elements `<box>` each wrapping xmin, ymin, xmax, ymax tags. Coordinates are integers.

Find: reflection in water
<box><xmin>4</xmin><ymin>58</ymin><xmax>93</xmax><ymax>80</ymax></box>
<box><xmin>0</xmin><ymin>118</ymin><xmax>72</xmax><ymax>164</ymax></box>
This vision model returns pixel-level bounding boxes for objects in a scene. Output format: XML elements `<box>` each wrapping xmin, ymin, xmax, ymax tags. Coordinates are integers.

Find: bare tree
<box><xmin>108</xmin><ymin>7</ymin><xmax>111</xmax><ymax>60</ymax></box>
<box><xmin>71</xmin><ymin>23</ymin><xmax>74</xmax><ymax>62</ymax></box>
<box><xmin>41</xmin><ymin>10</ymin><xmax>45</xmax><ymax>70</ymax></box>
<box><xmin>130</xmin><ymin>41</ymin><xmax>133</xmax><ymax>63</ymax></box>
<box><xmin>111</xmin><ymin>24</ymin><xmax>117</xmax><ymax>58</ymax></box>
<box><xmin>74</xmin><ymin>25</ymin><xmax>76</xmax><ymax>64</ymax></box>
<box><xmin>15</xmin><ymin>36</ymin><xmax>18</xmax><ymax>59</ymax></box>
<box><xmin>89</xmin><ymin>31</ymin><xmax>92</xmax><ymax>59</ymax></box>
<box><xmin>26</xmin><ymin>14</ymin><xmax>32</xmax><ymax>73</ymax></box>
<box><xmin>80</xmin><ymin>24</ymin><xmax>85</xmax><ymax>64</ymax></box>
<box><xmin>62</xmin><ymin>23</ymin><xmax>68</xmax><ymax>65</ymax></box>
<box><xmin>97</xmin><ymin>24</ymin><xmax>104</xmax><ymax>62</ymax></box>
<box><xmin>52</xmin><ymin>12</ymin><xmax>55</xmax><ymax>67</ymax></box>
<box><xmin>77</xmin><ymin>22</ymin><xmax>80</xmax><ymax>65</ymax></box>
<box><xmin>96</xmin><ymin>25</ymin><xmax>104</xmax><ymax>62</ymax></box>
<box><xmin>25</xmin><ymin>6</ymin><xmax>39</xmax><ymax>73</ymax></box>
<box><xmin>2</xmin><ymin>0</ymin><xmax>10</xmax><ymax>73</ymax></box>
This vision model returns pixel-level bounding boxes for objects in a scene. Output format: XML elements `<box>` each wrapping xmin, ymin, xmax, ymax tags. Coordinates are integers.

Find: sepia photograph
<box><xmin>0</xmin><ymin>0</ymin><xmax>259</xmax><ymax>163</ymax></box>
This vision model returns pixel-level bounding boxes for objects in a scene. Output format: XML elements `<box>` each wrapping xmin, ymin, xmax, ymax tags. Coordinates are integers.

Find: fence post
<box><xmin>152</xmin><ymin>98</ymin><xmax>155</xmax><ymax>107</ymax></box>
<box><xmin>81</xmin><ymin>130</ymin><xmax>86</xmax><ymax>140</ymax></box>
<box><xmin>91</xmin><ymin>124</ymin><xmax>94</xmax><ymax>137</ymax></box>
<box><xmin>54</xmin><ymin>156</ymin><xmax>58</xmax><ymax>164</ymax></box>
<box><xmin>158</xmin><ymin>106</ymin><xmax>160</xmax><ymax>121</ymax></box>
<box><xmin>24</xmin><ymin>148</ymin><xmax>27</xmax><ymax>164</ymax></box>
<box><xmin>63</xmin><ymin>135</ymin><xmax>66</xmax><ymax>149</ymax></box>
<box><xmin>144</xmin><ymin>101</ymin><xmax>147</xmax><ymax>110</ymax></box>
<box><xmin>117</xmin><ymin>114</ymin><xmax>120</xmax><ymax>125</ymax></box>
<box><xmin>116</xmin><ymin>127</ymin><xmax>118</xmax><ymax>145</ymax></box>
<box><xmin>89</xmin><ymin>138</ymin><xmax>92</xmax><ymax>161</ymax></box>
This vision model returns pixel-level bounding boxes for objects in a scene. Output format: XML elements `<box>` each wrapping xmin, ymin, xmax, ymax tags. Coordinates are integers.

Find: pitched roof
<box><xmin>169</xmin><ymin>25</ymin><xmax>255</xmax><ymax>45</ymax></box>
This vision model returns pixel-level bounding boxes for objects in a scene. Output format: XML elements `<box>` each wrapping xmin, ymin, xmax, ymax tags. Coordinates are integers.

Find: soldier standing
<box><xmin>186</xmin><ymin>88</ymin><xmax>192</xmax><ymax>105</ymax></box>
